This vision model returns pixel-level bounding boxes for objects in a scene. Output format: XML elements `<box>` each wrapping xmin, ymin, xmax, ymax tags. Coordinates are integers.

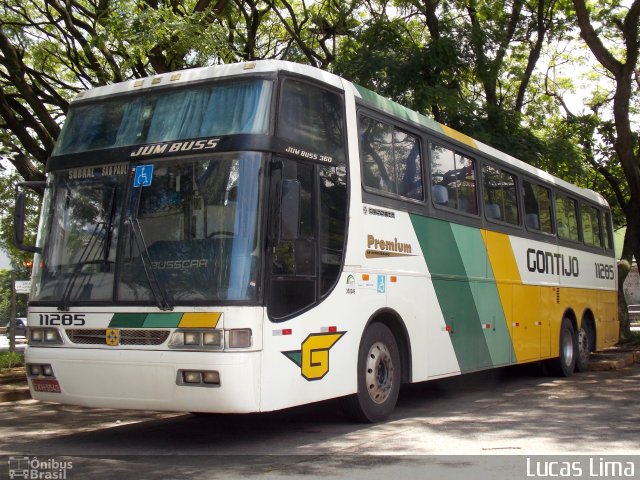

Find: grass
<box><xmin>0</xmin><ymin>351</ymin><xmax>24</xmax><ymax>372</ymax></box>
<box><xmin>619</xmin><ymin>331</ymin><xmax>640</xmax><ymax>347</ymax></box>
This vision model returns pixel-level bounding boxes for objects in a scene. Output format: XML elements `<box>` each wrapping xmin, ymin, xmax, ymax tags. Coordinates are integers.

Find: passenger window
<box><xmin>430</xmin><ymin>143</ymin><xmax>477</xmax><ymax>214</ymax></box>
<box><xmin>482</xmin><ymin>165</ymin><xmax>519</xmax><ymax>225</ymax></box>
<box><xmin>523</xmin><ymin>181</ymin><xmax>553</xmax><ymax>234</ymax></box>
<box><xmin>278</xmin><ymin>79</ymin><xmax>345</xmax><ymax>163</ymax></box>
<box><xmin>555</xmin><ymin>194</ymin><xmax>580</xmax><ymax>242</ymax></box>
<box><xmin>581</xmin><ymin>204</ymin><xmax>602</xmax><ymax>247</ymax></box>
<box><xmin>359</xmin><ymin>115</ymin><xmax>423</xmax><ymax>200</ymax></box>
<box><xmin>360</xmin><ymin>117</ymin><xmax>394</xmax><ymax>193</ymax></box>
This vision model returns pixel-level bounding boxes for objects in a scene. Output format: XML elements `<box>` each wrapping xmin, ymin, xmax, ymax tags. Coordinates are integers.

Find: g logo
<box><xmin>283</xmin><ymin>332</ymin><xmax>345</xmax><ymax>381</ymax></box>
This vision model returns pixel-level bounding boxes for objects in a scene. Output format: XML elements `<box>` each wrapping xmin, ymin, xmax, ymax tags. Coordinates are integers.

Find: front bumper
<box><xmin>25</xmin><ymin>347</ymin><xmax>261</xmax><ymax>413</ymax></box>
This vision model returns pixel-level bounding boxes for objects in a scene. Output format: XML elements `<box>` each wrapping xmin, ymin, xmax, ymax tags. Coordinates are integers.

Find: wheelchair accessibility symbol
<box><xmin>133</xmin><ymin>164</ymin><xmax>154</xmax><ymax>187</ymax></box>
<box><xmin>377</xmin><ymin>275</ymin><xmax>386</xmax><ymax>293</ymax></box>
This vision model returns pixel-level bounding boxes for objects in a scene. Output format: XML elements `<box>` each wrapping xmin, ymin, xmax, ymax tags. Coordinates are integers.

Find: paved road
<box><xmin>1</xmin><ymin>363</ymin><xmax>639</xmax><ymax>479</ymax></box>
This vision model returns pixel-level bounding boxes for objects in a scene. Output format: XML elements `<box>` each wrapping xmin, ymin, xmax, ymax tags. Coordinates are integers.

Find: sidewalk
<box><xmin>2</xmin><ymin>347</ymin><xmax>639</xmax><ymax>404</ymax></box>
<box><xmin>0</xmin><ymin>367</ymin><xmax>29</xmax><ymax>402</ymax></box>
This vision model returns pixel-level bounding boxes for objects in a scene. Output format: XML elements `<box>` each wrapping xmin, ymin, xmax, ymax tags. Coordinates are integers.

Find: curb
<box><xmin>0</xmin><ymin>367</ymin><xmax>30</xmax><ymax>402</ymax></box>
<box><xmin>0</xmin><ymin>384</ymin><xmax>31</xmax><ymax>403</ymax></box>
<box><xmin>589</xmin><ymin>350</ymin><xmax>639</xmax><ymax>371</ymax></box>
<box><xmin>0</xmin><ymin>386</ymin><xmax>30</xmax><ymax>403</ymax></box>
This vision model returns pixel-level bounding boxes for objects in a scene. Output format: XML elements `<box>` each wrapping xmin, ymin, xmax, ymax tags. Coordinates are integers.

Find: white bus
<box><xmin>16</xmin><ymin>61</ymin><xmax>618</xmax><ymax>422</ymax></box>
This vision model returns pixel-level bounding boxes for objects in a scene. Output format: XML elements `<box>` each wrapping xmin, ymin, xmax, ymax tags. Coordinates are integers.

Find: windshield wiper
<box><xmin>127</xmin><ymin>188</ymin><xmax>173</xmax><ymax>311</ymax></box>
<box><xmin>127</xmin><ymin>216</ymin><xmax>173</xmax><ymax>311</ymax></box>
<box><xmin>58</xmin><ymin>185</ymin><xmax>117</xmax><ymax>311</ymax></box>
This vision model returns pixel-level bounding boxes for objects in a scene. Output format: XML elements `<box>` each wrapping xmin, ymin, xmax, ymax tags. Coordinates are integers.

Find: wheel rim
<box><xmin>577</xmin><ymin>327</ymin><xmax>589</xmax><ymax>364</ymax></box>
<box><xmin>365</xmin><ymin>341</ymin><xmax>394</xmax><ymax>404</ymax></box>
<box><xmin>561</xmin><ymin>327</ymin><xmax>575</xmax><ymax>367</ymax></box>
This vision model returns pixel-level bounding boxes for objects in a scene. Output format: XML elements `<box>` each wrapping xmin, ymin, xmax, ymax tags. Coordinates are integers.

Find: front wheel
<box><xmin>340</xmin><ymin>323</ymin><xmax>401</xmax><ymax>423</ymax></box>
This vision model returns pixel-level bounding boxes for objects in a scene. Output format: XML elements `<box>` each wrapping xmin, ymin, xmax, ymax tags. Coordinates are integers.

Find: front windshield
<box><xmin>31</xmin><ymin>164</ymin><xmax>128</xmax><ymax>304</ymax></box>
<box><xmin>53</xmin><ymin>80</ymin><xmax>273</xmax><ymax>155</ymax></box>
<box><xmin>120</xmin><ymin>152</ymin><xmax>264</xmax><ymax>303</ymax></box>
<box><xmin>31</xmin><ymin>152</ymin><xmax>265</xmax><ymax>306</ymax></box>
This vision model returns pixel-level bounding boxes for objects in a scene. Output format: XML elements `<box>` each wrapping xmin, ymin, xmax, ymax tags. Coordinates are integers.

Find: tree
<box><xmin>571</xmin><ymin>0</ymin><xmax>640</xmax><ymax>339</ymax></box>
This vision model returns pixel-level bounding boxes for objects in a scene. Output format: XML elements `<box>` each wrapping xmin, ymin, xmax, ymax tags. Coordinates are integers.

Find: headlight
<box><xmin>27</xmin><ymin>363</ymin><xmax>55</xmax><ymax>378</ymax></box>
<box><xmin>30</xmin><ymin>329</ymin><xmax>44</xmax><ymax>342</ymax></box>
<box><xmin>29</xmin><ymin>328</ymin><xmax>63</xmax><ymax>346</ymax></box>
<box><xmin>168</xmin><ymin>328</ymin><xmax>251</xmax><ymax>350</ymax></box>
<box><xmin>203</xmin><ymin>331</ymin><xmax>223</xmax><ymax>346</ymax></box>
<box><xmin>169</xmin><ymin>329</ymin><xmax>223</xmax><ymax>350</ymax></box>
<box><xmin>184</xmin><ymin>331</ymin><xmax>201</xmax><ymax>346</ymax></box>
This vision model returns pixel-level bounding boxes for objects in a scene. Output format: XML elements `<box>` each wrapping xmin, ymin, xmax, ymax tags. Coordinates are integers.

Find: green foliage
<box><xmin>618</xmin><ymin>331</ymin><xmax>640</xmax><ymax>347</ymax></box>
<box><xmin>0</xmin><ymin>0</ymin><xmax>638</xmax><ymax>265</ymax></box>
<box><xmin>0</xmin><ymin>168</ymin><xmax>40</xmax><ymax>270</ymax></box>
<box><xmin>0</xmin><ymin>351</ymin><xmax>24</xmax><ymax>371</ymax></box>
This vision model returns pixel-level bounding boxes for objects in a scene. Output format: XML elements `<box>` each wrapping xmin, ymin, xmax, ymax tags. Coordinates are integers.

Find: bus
<box><xmin>15</xmin><ymin>60</ymin><xmax>618</xmax><ymax>422</ymax></box>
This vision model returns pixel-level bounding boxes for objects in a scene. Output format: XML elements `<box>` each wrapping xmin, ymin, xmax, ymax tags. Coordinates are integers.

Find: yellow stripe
<box><xmin>483</xmin><ymin>230</ymin><xmax>618</xmax><ymax>361</ymax></box>
<box><xmin>441</xmin><ymin>125</ymin><xmax>477</xmax><ymax>149</ymax></box>
<box><xmin>484</xmin><ymin>230</ymin><xmax>520</xmax><ymax>283</ymax></box>
<box><xmin>178</xmin><ymin>312</ymin><xmax>222</xmax><ymax>328</ymax></box>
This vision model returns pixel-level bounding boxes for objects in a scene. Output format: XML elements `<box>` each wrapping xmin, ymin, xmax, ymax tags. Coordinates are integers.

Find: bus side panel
<box><xmin>485</xmin><ymin>230</ymin><xmax>558</xmax><ymax>364</ymax></box>
<box><xmin>507</xmin><ymin>235</ymin><xmax>618</xmax><ymax>358</ymax></box>
<box><xmin>259</xmin><ymin>277</ymin><xmax>372</xmax><ymax>412</ymax></box>
<box><xmin>597</xmin><ymin>289</ymin><xmax>619</xmax><ymax>348</ymax></box>
<box><xmin>354</xmin><ymin>208</ymin><xmax>462</xmax><ymax>382</ymax></box>
<box><xmin>410</xmin><ymin>216</ymin><xmax>515</xmax><ymax>373</ymax></box>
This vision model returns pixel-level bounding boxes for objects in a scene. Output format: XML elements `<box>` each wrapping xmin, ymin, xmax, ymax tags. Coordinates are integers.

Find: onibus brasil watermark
<box><xmin>8</xmin><ymin>456</ymin><xmax>73</xmax><ymax>479</ymax></box>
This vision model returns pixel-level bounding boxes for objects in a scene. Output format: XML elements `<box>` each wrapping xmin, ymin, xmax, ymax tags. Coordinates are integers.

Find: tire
<box><xmin>575</xmin><ymin>321</ymin><xmax>593</xmax><ymax>373</ymax></box>
<box><xmin>340</xmin><ymin>323</ymin><xmax>401</xmax><ymax>423</ymax></box>
<box><xmin>547</xmin><ymin>317</ymin><xmax>577</xmax><ymax>377</ymax></box>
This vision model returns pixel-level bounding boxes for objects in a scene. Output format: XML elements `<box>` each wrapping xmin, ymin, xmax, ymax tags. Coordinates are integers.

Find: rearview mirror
<box><xmin>14</xmin><ymin>182</ymin><xmax>45</xmax><ymax>253</ymax></box>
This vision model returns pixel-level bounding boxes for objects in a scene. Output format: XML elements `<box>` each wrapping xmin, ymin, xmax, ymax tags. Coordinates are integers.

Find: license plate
<box><xmin>32</xmin><ymin>379</ymin><xmax>62</xmax><ymax>393</ymax></box>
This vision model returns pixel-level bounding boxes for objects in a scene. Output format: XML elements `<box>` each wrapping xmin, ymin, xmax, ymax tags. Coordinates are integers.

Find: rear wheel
<box><xmin>547</xmin><ymin>317</ymin><xmax>577</xmax><ymax>377</ymax></box>
<box><xmin>575</xmin><ymin>321</ymin><xmax>593</xmax><ymax>373</ymax></box>
<box><xmin>340</xmin><ymin>323</ymin><xmax>401</xmax><ymax>423</ymax></box>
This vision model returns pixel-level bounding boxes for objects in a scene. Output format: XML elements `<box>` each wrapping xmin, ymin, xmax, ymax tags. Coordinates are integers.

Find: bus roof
<box><xmin>72</xmin><ymin>60</ymin><xmax>608</xmax><ymax>208</ymax></box>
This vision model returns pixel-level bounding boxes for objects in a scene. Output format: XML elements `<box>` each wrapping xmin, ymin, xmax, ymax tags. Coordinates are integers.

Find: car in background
<box><xmin>4</xmin><ymin>318</ymin><xmax>26</xmax><ymax>338</ymax></box>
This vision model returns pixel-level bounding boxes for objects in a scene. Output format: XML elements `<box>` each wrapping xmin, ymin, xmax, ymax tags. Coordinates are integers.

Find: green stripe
<box><xmin>451</xmin><ymin>226</ymin><xmax>514</xmax><ymax>365</ymax></box>
<box><xmin>143</xmin><ymin>313</ymin><xmax>183</xmax><ymax>328</ymax></box>
<box><xmin>354</xmin><ymin>84</ymin><xmax>442</xmax><ymax>133</ymax></box>
<box><xmin>109</xmin><ymin>313</ymin><xmax>147</xmax><ymax>328</ymax></box>
<box><xmin>109</xmin><ymin>312</ymin><xmax>185</xmax><ymax>328</ymax></box>
<box><xmin>410</xmin><ymin>215</ymin><xmax>494</xmax><ymax>372</ymax></box>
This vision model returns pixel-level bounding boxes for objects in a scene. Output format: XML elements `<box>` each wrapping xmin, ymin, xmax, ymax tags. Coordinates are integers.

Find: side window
<box><xmin>319</xmin><ymin>165</ymin><xmax>347</xmax><ymax>296</ymax></box>
<box><xmin>360</xmin><ymin>116</ymin><xmax>394</xmax><ymax>193</ymax></box>
<box><xmin>523</xmin><ymin>181</ymin><xmax>553</xmax><ymax>234</ymax></box>
<box><xmin>604</xmin><ymin>211</ymin><xmax>614</xmax><ymax>250</ymax></box>
<box><xmin>395</xmin><ymin>129</ymin><xmax>423</xmax><ymax>200</ymax></box>
<box><xmin>269</xmin><ymin>161</ymin><xmax>317</xmax><ymax>320</ymax></box>
<box><xmin>581</xmin><ymin>204</ymin><xmax>602</xmax><ymax>247</ymax></box>
<box><xmin>278</xmin><ymin>79</ymin><xmax>345</xmax><ymax>163</ymax></box>
<box><xmin>482</xmin><ymin>165</ymin><xmax>519</xmax><ymax>225</ymax></box>
<box><xmin>268</xmin><ymin>159</ymin><xmax>349</xmax><ymax>320</ymax></box>
<box><xmin>430</xmin><ymin>143</ymin><xmax>477</xmax><ymax>214</ymax></box>
<box><xmin>359</xmin><ymin>115</ymin><xmax>423</xmax><ymax>200</ymax></box>
<box><xmin>555</xmin><ymin>193</ymin><xmax>580</xmax><ymax>242</ymax></box>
